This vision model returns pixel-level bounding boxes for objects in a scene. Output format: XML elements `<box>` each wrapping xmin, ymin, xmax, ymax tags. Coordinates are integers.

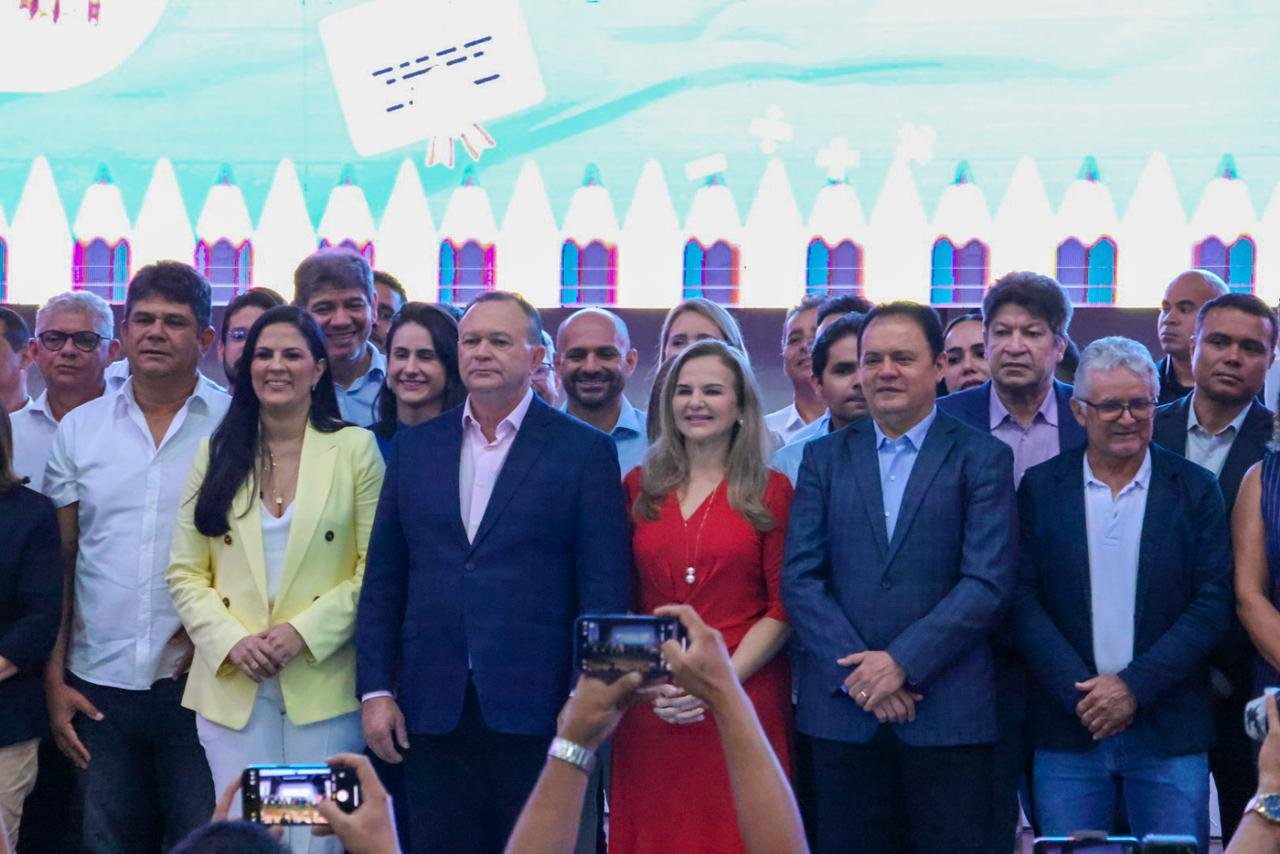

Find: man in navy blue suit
<box><xmin>783</xmin><ymin>301</ymin><xmax>1018</xmax><ymax>853</ymax></box>
<box><xmin>936</xmin><ymin>271</ymin><xmax>1086</xmax><ymax>851</ymax></box>
<box><xmin>356</xmin><ymin>291</ymin><xmax>631</xmax><ymax>854</ymax></box>
<box><xmin>1013</xmin><ymin>337</ymin><xmax>1232</xmax><ymax>851</ymax></box>
<box><xmin>1150</xmin><ymin>292</ymin><xmax>1276</xmax><ymax>845</ymax></box>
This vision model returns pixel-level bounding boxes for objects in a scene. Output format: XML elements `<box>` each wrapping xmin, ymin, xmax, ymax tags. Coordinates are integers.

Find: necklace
<box><xmin>260</xmin><ymin>444</ymin><xmax>285</xmax><ymax>513</ymax></box>
<box><xmin>680</xmin><ymin>483</ymin><xmax>718</xmax><ymax>585</ymax></box>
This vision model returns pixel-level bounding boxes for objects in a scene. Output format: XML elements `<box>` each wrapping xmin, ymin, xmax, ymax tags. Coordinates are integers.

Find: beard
<box><xmin>566</xmin><ymin>370</ymin><xmax>625</xmax><ymax>409</ymax></box>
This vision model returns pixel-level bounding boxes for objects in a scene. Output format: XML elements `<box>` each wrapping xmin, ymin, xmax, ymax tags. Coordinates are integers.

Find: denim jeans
<box><xmin>1034</xmin><ymin>731</ymin><xmax>1209</xmax><ymax>853</ymax></box>
<box><xmin>71</xmin><ymin>674</ymin><xmax>215</xmax><ymax>853</ymax></box>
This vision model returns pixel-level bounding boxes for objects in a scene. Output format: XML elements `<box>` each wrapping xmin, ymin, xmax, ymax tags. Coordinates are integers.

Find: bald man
<box><xmin>1157</xmin><ymin>270</ymin><xmax>1229</xmax><ymax>404</ymax></box>
<box><xmin>554</xmin><ymin>308</ymin><xmax>647</xmax><ymax>477</ymax></box>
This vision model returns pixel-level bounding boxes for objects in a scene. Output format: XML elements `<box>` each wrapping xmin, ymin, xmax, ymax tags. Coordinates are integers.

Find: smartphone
<box><xmin>575</xmin><ymin>614</ymin><xmax>687</xmax><ymax>679</ymax></box>
<box><xmin>1245</xmin><ymin>686</ymin><xmax>1280</xmax><ymax>742</ymax></box>
<box><xmin>241</xmin><ymin>764</ymin><xmax>360</xmax><ymax>826</ymax></box>
<box><xmin>1139</xmin><ymin>836</ymin><xmax>1197</xmax><ymax>853</ymax></box>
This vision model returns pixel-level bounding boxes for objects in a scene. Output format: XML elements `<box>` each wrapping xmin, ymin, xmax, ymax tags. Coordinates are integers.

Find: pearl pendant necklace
<box><xmin>680</xmin><ymin>483</ymin><xmax>718</xmax><ymax>587</ymax></box>
<box><xmin>685</xmin><ymin>566</ymin><xmax>696</xmax><ymax>584</ymax></box>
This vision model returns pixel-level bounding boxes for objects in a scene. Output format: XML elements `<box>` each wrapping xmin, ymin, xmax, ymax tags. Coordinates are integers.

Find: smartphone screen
<box><xmin>242</xmin><ymin>765</ymin><xmax>359</xmax><ymax>826</ymax></box>
<box><xmin>576</xmin><ymin>615</ymin><xmax>685</xmax><ymax>678</ymax></box>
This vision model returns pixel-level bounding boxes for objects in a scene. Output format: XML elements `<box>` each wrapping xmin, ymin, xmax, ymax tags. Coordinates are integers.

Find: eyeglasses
<box><xmin>227</xmin><ymin>328</ymin><xmax>250</xmax><ymax>342</ymax></box>
<box><xmin>1077</xmin><ymin>398</ymin><xmax>1156</xmax><ymax>422</ymax></box>
<box><xmin>37</xmin><ymin>330</ymin><xmax>106</xmax><ymax>353</ymax></box>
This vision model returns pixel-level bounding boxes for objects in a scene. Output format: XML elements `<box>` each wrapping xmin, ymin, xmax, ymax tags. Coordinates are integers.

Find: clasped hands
<box><xmin>1075</xmin><ymin>674</ymin><xmax>1136</xmax><ymax>740</ymax></box>
<box><xmin>227</xmin><ymin>624</ymin><xmax>306</xmax><ymax>683</ymax></box>
<box><xmin>840</xmin><ymin>650</ymin><xmax>923</xmax><ymax>724</ymax></box>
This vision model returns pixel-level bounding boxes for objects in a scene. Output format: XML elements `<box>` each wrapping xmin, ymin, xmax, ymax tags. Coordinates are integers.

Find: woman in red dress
<box><xmin>612</xmin><ymin>339</ymin><xmax>794</xmax><ymax>854</ymax></box>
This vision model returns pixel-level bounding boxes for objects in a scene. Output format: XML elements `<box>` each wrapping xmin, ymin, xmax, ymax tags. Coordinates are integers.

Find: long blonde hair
<box><xmin>635</xmin><ymin>340</ymin><xmax>775</xmax><ymax>532</ymax></box>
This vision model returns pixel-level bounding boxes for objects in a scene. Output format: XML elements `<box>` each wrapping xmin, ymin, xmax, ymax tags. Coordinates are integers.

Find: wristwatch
<box><xmin>1247</xmin><ymin>793</ymin><xmax>1280</xmax><ymax>824</ymax></box>
<box><xmin>548</xmin><ymin>737</ymin><xmax>597</xmax><ymax>775</ymax></box>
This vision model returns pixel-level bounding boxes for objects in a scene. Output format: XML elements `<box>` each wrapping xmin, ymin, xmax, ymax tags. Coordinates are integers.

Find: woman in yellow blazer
<box><xmin>168</xmin><ymin>306</ymin><xmax>384</xmax><ymax>851</ymax></box>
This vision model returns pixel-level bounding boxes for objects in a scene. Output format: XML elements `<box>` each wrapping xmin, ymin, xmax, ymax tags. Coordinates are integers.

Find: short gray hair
<box><xmin>1073</xmin><ymin>336</ymin><xmax>1159</xmax><ymax>400</ymax></box>
<box><xmin>36</xmin><ymin>291</ymin><xmax>115</xmax><ymax>339</ymax></box>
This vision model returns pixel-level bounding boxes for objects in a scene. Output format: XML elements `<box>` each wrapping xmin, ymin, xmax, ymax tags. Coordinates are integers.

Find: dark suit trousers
<box><xmin>1212</xmin><ymin>685</ymin><xmax>1258</xmax><ymax>844</ymax></box>
<box><xmin>70</xmin><ymin>674</ymin><xmax>214</xmax><ymax>854</ymax></box>
<box><xmin>811</xmin><ymin>727</ymin><xmax>993</xmax><ymax>854</ymax></box>
<box><xmin>403</xmin><ymin>681</ymin><xmax>550</xmax><ymax>854</ymax></box>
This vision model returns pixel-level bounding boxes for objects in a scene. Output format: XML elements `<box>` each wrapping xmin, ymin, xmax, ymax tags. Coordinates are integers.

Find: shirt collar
<box><xmin>23</xmin><ymin>391</ymin><xmax>56</xmax><ymax>423</ymax></box>
<box><xmin>612</xmin><ymin>397</ymin><xmax>645</xmax><ymax>438</ymax></box>
<box><xmin>874</xmin><ymin>406</ymin><xmax>937</xmax><ymax>450</ymax></box>
<box><xmin>114</xmin><ymin>374</ymin><xmax>221</xmax><ymax>417</ymax></box>
<box><xmin>1187</xmin><ymin>391</ymin><xmax>1250</xmax><ymax>439</ymax></box>
<box><xmin>1084</xmin><ymin>448</ymin><xmax>1153</xmax><ymax>494</ymax></box>
<box><xmin>463</xmin><ymin>387</ymin><xmax>536</xmax><ymax>438</ymax></box>
<box><xmin>989</xmin><ymin>385</ymin><xmax>1058</xmax><ymax>431</ymax></box>
<box><xmin>777</xmin><ymin>403</ymin><xmax>805</xmax><ymax>432</ymax></box>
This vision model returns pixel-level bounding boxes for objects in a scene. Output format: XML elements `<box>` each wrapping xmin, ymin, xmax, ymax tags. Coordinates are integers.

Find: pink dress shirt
<box><xmin>989</xmin><ymin>387</ymin><xmax>1060</xmax><ymax>486</ymax></box>
<box><xmin>459</xmin><ymin>388</ymin><xmax>536</xmax><ymax>542</ymax></box>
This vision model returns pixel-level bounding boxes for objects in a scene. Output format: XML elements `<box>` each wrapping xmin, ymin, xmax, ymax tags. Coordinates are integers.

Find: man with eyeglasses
<box><xmin>1151</xmin><ymin>292</ymin><xmax>1277</xmax><ymax>845</ymax></box>
<box><xmin>217</xmin><ymin>287</ymin><xmax>284</xmax><ymax>391</ymax></box>
<box><xmin>9</xmin><ymin>293</ymin><xmax>120</xmax><ymax>489</ymax></box>
<box><xmin>1012</xmin><ymin>336</ymin><xmax>1232</xmax><ymax>850</ymax></box>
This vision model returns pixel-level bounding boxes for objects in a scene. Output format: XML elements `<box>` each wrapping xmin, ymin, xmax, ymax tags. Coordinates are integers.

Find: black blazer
<box><xmin>0</xmin><ymin>485</ymin><xmax>62</xmax><ymax>747</ymax></box>
<box><xmin>1152</xmin><ymin>395</ymin><xmax>1273</xmax><ymax>514</ymax></box>
<box><xmin>1012</xmin><ymin>445</ymin><xmax>1233</xmax><ymax>755</ymax></box>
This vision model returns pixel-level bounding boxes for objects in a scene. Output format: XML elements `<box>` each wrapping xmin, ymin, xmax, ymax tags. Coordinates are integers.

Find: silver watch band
<box><xmin>548</xmin><ymin>736</ymin><xmax>597</xmax><ymax>775</ymax></box>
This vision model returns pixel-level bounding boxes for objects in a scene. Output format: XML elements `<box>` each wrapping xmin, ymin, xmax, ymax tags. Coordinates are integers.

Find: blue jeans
<box><xmin>1034</xmin><ymin>731</ymin><xmax>1209</xmax><ymax>853</ymax></box>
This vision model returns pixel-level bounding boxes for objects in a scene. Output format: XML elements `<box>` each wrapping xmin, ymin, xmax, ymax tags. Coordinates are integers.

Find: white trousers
<box><xmin>196</xmin><ymin>678</ymin><xmax>364</xmax><ymax>854</ymax></box>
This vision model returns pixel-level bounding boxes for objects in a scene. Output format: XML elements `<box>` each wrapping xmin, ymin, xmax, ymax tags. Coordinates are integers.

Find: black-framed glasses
<box><xmin>227</xmin><ymin>328</ymin><xmax>251</xmax><ymax>342</ymax></box>
<box><xmin>1077</xmin><ymin>397</ymin><xmax>1156</xmax><ymax>422</ymax></box>
<box><xmin>37</xmin><ymin>330</ymin><xmax>106</xmax><ymax>353</ymax></box>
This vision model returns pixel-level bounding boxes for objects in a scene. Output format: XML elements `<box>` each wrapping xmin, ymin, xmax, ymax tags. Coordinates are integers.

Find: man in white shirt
<box><xmin>765</xmin><ymin>297</ymin><xmax>826</xmax><ymax>442</ymax></box>
<box><xmin>10</xmin><ymin>291</ymin><xmax>120</xmax><ymax>489</ymax></box>
<box><xmin>1013</xmin><ymin>337</ymin><xmax>1232</xmax><ymax>851</ymax></box>
<box><xmin>294</xmin><ymin>248</ymin><xmax>386</xmax><ymax>427</ymax></box>
<box><xmin>357</xmin><ymin>291</ymin><xmax>630</xmax><ymax>853</ymax></box>
<box><xmin>1151</xmin><ymin>292</ymin><xmax>1276</xmax><ymax>844</ymax></box>
<box><xmin>555</xmin><ymin>308</ymin><xmax>647</xmax><ymax>478</ymax></box>
<box><xmin>43</xmin><ymin>262</ymin><xmax>229</xmax><ymax>852</ymax></box>
<box><xmin>0</xmin><ymin>308</ymin><xmax>33</xmax><ymax>414</ymax></box>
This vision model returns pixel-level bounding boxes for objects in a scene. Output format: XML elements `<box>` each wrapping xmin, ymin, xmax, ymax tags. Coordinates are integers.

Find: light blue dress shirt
<box><xmin>873</xmin><ymin>407</ymin><xmax>937</xmax><ymax>540</ymax></box>
<box><xmin>1084</xmin><ymin>449</ymin><xmax>1151</xmax><ymax>675</ymax></box>
<box><xmin>770</xmin><ymin>412</ymin><xmax>832</xmax><ymax>486</ymax></box>
<box><xmin>335</xmin><ymin>345</ymin><xmax>388</xmax><ymax>427</ymax></box>
<box><xmin>562</xmin><ymin>397</ymin><xmax>648</xmax><ymax>479</ymax></box>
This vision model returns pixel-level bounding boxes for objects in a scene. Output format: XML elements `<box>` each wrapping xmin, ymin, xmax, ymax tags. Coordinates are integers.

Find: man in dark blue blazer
<box><xmin>1013</xmin><ymin>336</ymin><xmax>1232</xmax><ymax>851</ymax></box>
<box><xmin>356</xmin><ymin>292</ymin><xmax>630</xmax><ymax>854</ymax></box>
<box><xmin>936</xmin><ymin>271</ymin><xmax>1085</xmax><ymax>851</ymax></box>
<box><xmin>783</xmin><ymin>302</ymin><xmax>1018</xmax><ymax>853</ymax></box>
<box><xmin>1150</xmin><ymin>292</ymin><xmax>1276</xmax><ymax>844</ymax></box>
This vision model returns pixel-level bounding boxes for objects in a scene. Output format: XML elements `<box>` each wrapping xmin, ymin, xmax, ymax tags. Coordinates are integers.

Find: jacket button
<box><xmin>464</xmin><ymin>561</ymin><xmax>475</xmax><ymax>572</ymax></box>
<box><xmin>222</xmin><ymin>597</ymin><xmax>230</xmax><ymax>607</ymax></box>
<box><xmin>325</xmin><ymin>531</ymin><xmax>335</xmax><ymax>542</ymax></box>
<box><xmin>313</xmin><ymin>595</ymin><xmax>320</xmax><ymax>602</ymax></box>
<box><xmin>880</xmin><ymin>580</ymin><xmax>892</xmax><ymax>590</ymax></box>
<box><xmin>223</xmin><ymin>534</ymin><xmax>233</xmax><ymax>545</ymax></box>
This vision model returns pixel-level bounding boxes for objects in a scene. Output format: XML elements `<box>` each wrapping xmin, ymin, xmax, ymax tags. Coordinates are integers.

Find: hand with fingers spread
<box><xmin>227</xmin><ymin>635</ymin><xmax>283</xmax><ymax>683</ymax></box>
<box><xmin>45</xmin><ymin>677</ymin><xmax>102</xmax><ymax>770</ymax></box>
<box><xmin>312</xmin><ymin>752</ymin><xmax>401</xmax><ymax>854</ymax></box>
<box><xmin>839</xmin><ymin>650</ymin><xmax>907</xmax><ymax>712</ymax></box>
<box><xmin>1074</xmin><ymin>674</ymin><xmax>1136</xmax><ymax>740</ymax></box>
<box><xmin>363</xmin><ymin>695</ymin><xmax>410</xmax><ymax>764</ymax></box>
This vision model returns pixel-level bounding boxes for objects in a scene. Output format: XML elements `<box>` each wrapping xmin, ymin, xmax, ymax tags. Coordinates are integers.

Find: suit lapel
<box><xmin>436</xmin><ymin>415</ymin><xmax>469</xmax><ymax>546</ymax></box>
<box><xmin>885</xmin><ymin>416</ymin><xmax>956</xmax><ymax>564</ymax></box>
<box><xmin>277</xmin><ymin>425</ymin><xmax>338</xmax><ymax>602</ymax></box>
<box><xmin>1219</xmin><ymin>401</ymin><xmax>1272</xmax><ymax>509</ymax></box>
<box><xmin>845</xmin><ymin>421</ymin><xmax>889</xmax><ymax>562</ymax></box>
<box><xmin>1056</xmin><ymin>381</ymin><xmax>1089</xmax><ymax>452</ymax></box>
<box><xmin>1135</xmin><ymin>450</ymin><xmax>1178</xmax><ymax>635</ymax></box>
<box><xmin>1054</xmin><ymin>453</ymin><xmax>1093</xmax><ymax>616</ymax></box>
<box><xmin>1158</xmin><ymin>396</ymin><xmax>1191</xmax><ymax>455</ymax></box>
<box><xmin>230</xmin><ymin>479</ymin><xmax>269</xmax><ymax>603</ymax></box>
<box><xmin>468</xmin><ymin>399</ymin><xmax>555</xmax><ymax>553</ymax></box>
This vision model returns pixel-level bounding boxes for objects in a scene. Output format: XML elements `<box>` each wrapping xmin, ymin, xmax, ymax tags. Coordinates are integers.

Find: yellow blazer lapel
<box><xmin>276</xmin><ymin>424</ymin><xmax>338</xmax><ymax>605</ymax></box>
<box><xmin>229</xmin><ymin>473</ymin><xmax>269</xmax><ymax>604</ymax></box>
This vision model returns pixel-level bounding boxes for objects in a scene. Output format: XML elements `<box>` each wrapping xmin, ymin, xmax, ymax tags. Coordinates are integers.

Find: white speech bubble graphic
<box><xmin>0</xmin><ymin>0</ymin><xmax>168</xmax><ymax>93</ymax></box>
<box><xmin>320</xmin><ymin>0</ymin><xmax>546</xmax><ymax>167</ymax></box>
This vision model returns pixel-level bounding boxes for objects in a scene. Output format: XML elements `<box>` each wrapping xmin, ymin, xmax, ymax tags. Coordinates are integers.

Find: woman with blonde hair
<box><xmin>647</xmin><ymin>298</ymin><xmax>749</xmax><ymax>441</ymax></box>
<box><xmin>611</xmin><ymin>339</ymin><xmax>793</xmax><ymax>853</ymax></box>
